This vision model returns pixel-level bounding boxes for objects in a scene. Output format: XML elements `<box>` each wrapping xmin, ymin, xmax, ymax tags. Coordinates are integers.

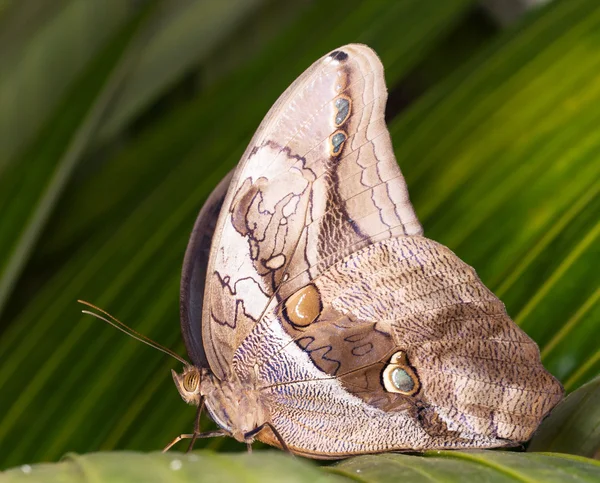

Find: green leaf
<box><xmin>1</xmin><ymin>451</ymin><xmax>599</xmax><ymax>482</ymax></box>
<box><xmin>0</xmin><ymin>0</ymin><xmax>135</xmax><ymax>167</ymax></box>
<box><xmin>42</xmin><ymin>0</ymin><xmax>473</xmax><ymax>256</ymax></box>
<box><xmin>333</xmin><ymin>451</ymin><xmax>600</xmax><ymax>482</ymax></box>
<box><xmin>95</xmin><ymin>0</ymin><xmax>275</xmax><ymax>144</ymax></box>
<box><xmin>390</xmin><ymin>0</ymin><xmax>600</xmax><ymax>388</ymax></box>
<box><xmin>0</xmin><ymin>451</ymin><xmax>345</xmax><ymax>483</ymax></box>
<box><xmin>528</xmin><ymin>375</ymin><xmax>600</xmax><ymax>458</ymax></box>
<box><xmin>0</xmin><ymin>1</ymin><xmax>159</xmax><ymax>314</ymax></box>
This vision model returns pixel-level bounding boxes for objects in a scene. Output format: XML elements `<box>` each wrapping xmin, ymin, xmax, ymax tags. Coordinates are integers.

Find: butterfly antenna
<box><xmin>78</xmin><ymin>300</ymin><xmax>188</xmax><ymax>365</ymax></box>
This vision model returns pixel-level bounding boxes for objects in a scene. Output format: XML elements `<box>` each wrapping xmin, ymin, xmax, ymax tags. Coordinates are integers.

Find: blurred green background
<box><xmin>0</xmin><ymin>0</ymin><xmax>598</xmax><ymax>471</ymax></box>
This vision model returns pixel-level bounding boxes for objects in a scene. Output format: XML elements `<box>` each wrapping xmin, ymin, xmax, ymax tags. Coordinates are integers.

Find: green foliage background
<box><xmin>0</xmin><ymin>0</ymin><xmax>598</xmax><ymax>476</ymax></box>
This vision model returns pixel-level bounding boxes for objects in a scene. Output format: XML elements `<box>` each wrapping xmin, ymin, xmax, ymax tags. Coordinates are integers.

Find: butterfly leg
<box><xmin>163</xmin><ymin>433</ymin><xmax>195</xmax><ymax>453</ymax></box>
<box><xmin>162</xmin><ymin>430</ymin><xmax>226</xmax><ymax>453</ymax></box>
<box><xmin>246</xmin><ymin>442</ymin><xmax>253</xmax><ymax>454</ymax></box>
<box><xmin>186</xmin><ymin>398</ymin><xmax>205</xmax><ymax>453</ymax></box>
<box><xmin>244</xmin><ymin>422</ymin><xmax>291</xmax><ymax>455</ymax></box>
<box><xmin>265</xmin><ymin>422</ymin><xmax>291</xmax><ymax>455</ymax></box>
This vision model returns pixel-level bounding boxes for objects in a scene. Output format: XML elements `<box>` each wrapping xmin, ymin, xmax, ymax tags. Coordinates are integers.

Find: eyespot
<box><xmin>390</xmin><ymin>367</ymin><xmax>414</xmax><ymax>393</ymax></box>
<box><xmin>283</xmin><ymin>284</ymin><xmax>322</xmax><ymax>328</ymax></box>
<box><xmin>330</xmin><ymin>130</ymin><xmax>347</xmax><ymax>157</ymax></box>
<box><xmin>383</xmin><ymin>351</ymin><xmax>420</xmax><ymax>396</ymax></box>
<box><xmin>334</xmin><ymin>96</ymin><xmax>351</xmax><ymax>126</ymax></box>
<box><xmin>329</xmin><ymin>50</ymin><xmax>348</xmax><ymax>62</ymax></box>
<box><xmin>183</xmin><ymin>370</ymin><xmax>200</xmax><ymax>392</ymax></box>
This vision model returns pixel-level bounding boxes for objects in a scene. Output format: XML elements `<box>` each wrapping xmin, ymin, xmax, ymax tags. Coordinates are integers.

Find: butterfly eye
<box><xmin>382</xmin><ymin>351</ymin><xmax>420</xmax><ymax>396</ymax></box>
<box><xmin>183</xmin><ymin>371</ymin><xmax>200</xmax><ymax>393</ymax></box>
<box><xmin>283</xmin><ymin>284</ymin><xmax>322</xmax><ymax>328</ymax></box>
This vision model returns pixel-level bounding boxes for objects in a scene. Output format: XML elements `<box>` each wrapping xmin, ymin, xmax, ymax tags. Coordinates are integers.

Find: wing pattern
<box><xmin>193</xmin><ymin>44</ymin><xmax>562</xmax><ymax>456</ymax></box>
<box><xmin>203</xmin><ymin>45</ymin><xmax>421</xmax><ymax>379</ymax></box>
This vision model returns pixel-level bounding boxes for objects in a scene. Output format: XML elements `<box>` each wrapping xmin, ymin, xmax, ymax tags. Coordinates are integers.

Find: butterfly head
<box><xmin>172</xmin><ymin>365</ymin><xmax>204</xmax><ymax>406</ymax></box>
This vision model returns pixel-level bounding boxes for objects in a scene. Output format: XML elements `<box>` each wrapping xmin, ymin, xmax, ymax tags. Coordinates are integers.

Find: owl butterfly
<box><xmin>173</xmin><ymin>44</ymin><xmax>563</xmax><ymax>458</ymax></box>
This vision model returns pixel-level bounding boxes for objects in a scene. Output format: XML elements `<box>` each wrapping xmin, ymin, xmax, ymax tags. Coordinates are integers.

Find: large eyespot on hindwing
<box><xmin>282</xmin><ymin>284</ymin><xmax>322</xmax><ymax>329</ymax></box>
<box><xmin>382</xmin><ymin>351</ymin><xmax>420</xmax><ymax>396</ymax></box>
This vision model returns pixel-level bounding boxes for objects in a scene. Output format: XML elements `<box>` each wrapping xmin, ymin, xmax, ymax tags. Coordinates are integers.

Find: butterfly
<box><xmin>169</xmin><ymin>44</ymin><xmax>563</xmax><ymax>458</ymax></box>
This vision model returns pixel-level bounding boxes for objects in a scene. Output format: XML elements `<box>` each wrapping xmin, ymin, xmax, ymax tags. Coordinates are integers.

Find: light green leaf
<box><xmin>1</xmin><ymin>451</ymin><xmax>599</xmax><ymax>482</ymax></box>
<box><xmin>0</xmin><ymin>451</ymin><xmax>345</xmax><ymax>483</ymax></box>
<box><xmin>390</xmin><ymin>0</ymin><xmax>600</xmax><ymax>388</ymax></box>
<box><xmin>333</xmin><ymin>451</ymin><xmax>600</xmax><ymax>482</ymax></box>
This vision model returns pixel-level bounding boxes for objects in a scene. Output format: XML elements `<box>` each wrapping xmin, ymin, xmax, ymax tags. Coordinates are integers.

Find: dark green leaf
<box><xmin>96</xmin><ymin>0</ymin><xmax>274</xmax><ymax>144</ymax></box>
<box><xmin>528</xmin><ymin>375</ymin><xmax>600</xmax><ymax>458</ymax></box>
<box><xmin>0</xmin><ymin>0</ymin><xmax>135</xmax><ymax>166</ymax></box>
<box><xmin>333</xmin><ymin>450</ymin><xmax>600</xmax><ymax>482</ymax></box>
<box><xmin>0</xmin><ymin>1</ymin><xmax>158</xmax><ymax>313</ymax></box>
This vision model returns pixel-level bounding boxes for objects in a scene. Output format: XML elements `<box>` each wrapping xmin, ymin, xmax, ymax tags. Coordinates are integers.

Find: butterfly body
<box><xmin>175</xmin><ymin>44</ymin><xmax>563</xmax><ymax>458</ymax></box>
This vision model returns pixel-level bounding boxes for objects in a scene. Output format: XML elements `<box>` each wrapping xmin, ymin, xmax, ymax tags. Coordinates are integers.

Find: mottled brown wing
<box><xmin>203</xmin><ymin>44</ymin><xmax>421</xmax><ymax>379</ymax></box>
<box><xmin>246</xmin><ymin>236</ymin><xmax>562</xmax><ymax>456</ymax></box>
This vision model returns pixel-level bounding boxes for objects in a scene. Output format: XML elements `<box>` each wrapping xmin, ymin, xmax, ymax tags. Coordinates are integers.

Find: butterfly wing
<box><xmin>198</xmin><ymin>44</ymin><xmax>562</xmax><ymax>456</ymax></box>
<box><xmin>242</xmin><ymin>236</ymin><xmax>562</xmax><ymax>456</ymax></box>
<box><xmin>202</xmin><ymin>44</ymin><xmax>421</xmax><ymax>380</ymax></box>
<box><xmin>181</xmin><ymin>171</ymin><xmax>233</xmax><ymax>368</ymax></box>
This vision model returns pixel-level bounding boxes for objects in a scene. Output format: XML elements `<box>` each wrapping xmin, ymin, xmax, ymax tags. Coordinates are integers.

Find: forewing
<box><xmin>203</xmin><ymin>44</ymin><xmax>421</xmax><ymax>378</ymax></box>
